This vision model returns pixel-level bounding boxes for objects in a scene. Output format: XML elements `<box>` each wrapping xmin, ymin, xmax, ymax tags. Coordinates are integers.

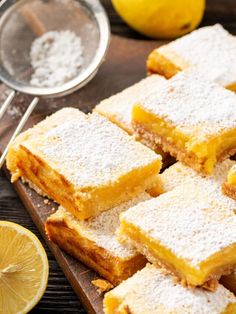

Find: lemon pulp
<box><xmin>0</xmin><ymin>221</ymin><xmax>49</xmax><ymax>314</ymax></box>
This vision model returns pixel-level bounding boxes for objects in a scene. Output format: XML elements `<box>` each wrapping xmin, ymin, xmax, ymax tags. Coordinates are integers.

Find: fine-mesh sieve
<box><xmin>0</xmin><ymin>0</ymin><xmax>110</xmax><ymax>168</ymax></box>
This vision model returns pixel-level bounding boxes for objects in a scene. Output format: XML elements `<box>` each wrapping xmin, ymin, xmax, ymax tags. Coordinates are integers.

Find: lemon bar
<box><xmin>221</xmin><ymin>271</ymin><xmax>236</xmax><ymax>296</ymax></box>
<box><xmin>155</xmin><ymin>159</ymin><xmax>236</xmax><ymax>294</ymax></box>
<box><xmin>46</xmin><ymin>193</ymin><xmax>149</xmax><ymax>285</ymax></box>
<box><xmin>155</xmin><ymin>159</ymin><xmax>235</xmax><ymax>203</ymax></box>
<box><xmin>222</xmin><ymin>165</ymin><xmax>236</xmax><ymax>201</ymax></box>
<box><xmin>104</xmin><ymin>264</ymin><xmax>236</xmax><ymax>314</ymax></box>
<box><xmin>6</xmin><ymin>108</ymin><xmax>161</xmax><ymax>220</ymax></box>
<box><xmin>94</xmin><ymin>75</ymin><xmax>174</xmax><ymax>168</ymax></box>
<box><xmin>158</xmin><ymin>159</ymin><xmax>234</xmax><ymax>193</ymax></box>
<box><xmin>152</xmin><ymin>159</ymin><xmax>236</xmax><ymax>214</ymax></box>
<box><xmin>147</xmin><ymin>24</ymin><xmax>236</xmax><ymax>91</ymax></box>
<box><xmin>132</xmin><ymin>69</ymin><xmax>236</xmax><ymax>174</ymax></box>
<box><xmin>119</xmin><ymin>182</ymin><xmax>236</xmax><ymax>288</ymax></box>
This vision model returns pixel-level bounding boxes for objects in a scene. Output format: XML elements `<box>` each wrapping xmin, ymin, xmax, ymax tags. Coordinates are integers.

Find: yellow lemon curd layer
<box><xmin>7</xmin><ymin>143</ymin><xmax>161</xmax><ymax>220</ymax></box>
<box><xmin>133</xmin><ymin>104</ymin><xmax>236</xmax><ymax>174</ymax></box>
<box><xmin>227</xmin><ymin>167</ymin><xmax>236</xmax><ymax>186</ymax></box>
<box><xmin>222</xmin><ymin>165</ymin><xmax>236</xmax><ymax>201</ymax></box>
<box><xmin>119</xmin><ymin>220</ymin><xmax>236</xmax><ymax>287</ymax></box>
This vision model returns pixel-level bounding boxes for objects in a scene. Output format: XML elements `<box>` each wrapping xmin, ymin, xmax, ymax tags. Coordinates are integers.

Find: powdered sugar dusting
<box><xmin>56</xmin><ymin>192</ymin><xmax>150</xmax><ymax>258</ymax></box>
<box><xmin>160</xmin><ymin>159</ymin><xmax>236</xmax><ymax>211</ymax></box>
<box><xmin>108</xmin><ymin>264</ymin><xmax>236</xmax><ymax>314</ymax></box>
<box><xmin>30</xmin><ymin>30</ymin><xmax>83</xmax><ymax>87</ymax></box>
<box><xmin>121</xmin><ymin>182</ymin><xmax>236</xmax><ymax>266</ymax></box>
<box><xmin>95</xmin><ymin>75</ymin><xmax>166</xmax><ymax>134</ymax></box>
<box><xmin>7</xmin><ymin>105</ymin><xmax>22</xmax><ymax>118</ymax></box>
<box><xmin>27</xmin><ymin>111</ymin><xmax>160</xmax><ymax>187</ymax></box>
<box><xmin>166</xmin><ymin>24</ymin><xmax>236</xmax><ymax>86</ymax></box>
<box><xmin>141</xmin><ymin>69</ymin><xmax>236</xmax><ymax>137</ymax></box>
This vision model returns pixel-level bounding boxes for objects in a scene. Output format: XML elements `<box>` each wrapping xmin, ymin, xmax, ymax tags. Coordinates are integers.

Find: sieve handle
<box><xmin>0</xmin><ymin>96</ymin><xmax>39</xmax><ymax>169</ymax></box>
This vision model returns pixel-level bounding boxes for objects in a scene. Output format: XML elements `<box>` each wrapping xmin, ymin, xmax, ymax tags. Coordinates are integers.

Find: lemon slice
<box><xmin>0</xmin><ymin>221</ymin><xmax>49</xmax><ymax>314</ymax></box>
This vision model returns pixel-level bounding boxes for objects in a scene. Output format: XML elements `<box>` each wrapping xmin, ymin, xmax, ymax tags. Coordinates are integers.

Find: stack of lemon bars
<box><xmin>6</xmin><ymin>24</ymin><xmax>236</xmax><ymax>313</ymax></box>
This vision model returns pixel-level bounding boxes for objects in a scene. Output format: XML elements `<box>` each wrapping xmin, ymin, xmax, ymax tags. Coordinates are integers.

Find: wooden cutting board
<box><xmin>0</xmin><ymin>35</ymin><xmax>164</xmax><ymax>314</ymax></box>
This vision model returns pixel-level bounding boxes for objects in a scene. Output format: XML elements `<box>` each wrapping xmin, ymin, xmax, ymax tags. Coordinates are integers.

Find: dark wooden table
<box><xmin>1</xmin><ymin>0</ymin><xmax>236</xmax><ymax>313</ymax></box>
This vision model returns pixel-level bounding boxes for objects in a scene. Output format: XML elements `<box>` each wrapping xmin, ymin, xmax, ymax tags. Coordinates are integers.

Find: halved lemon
<box><xmin>0</xmin><ymin>221</ymin><xmax>49</xmax><ymax>314</ymax></box>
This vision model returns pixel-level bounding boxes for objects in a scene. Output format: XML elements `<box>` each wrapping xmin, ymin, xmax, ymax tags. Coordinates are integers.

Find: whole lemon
<box><xmin>111</xmin><ymin>0</ymin><xmax>205</xmax><ymax>39</ymax></box>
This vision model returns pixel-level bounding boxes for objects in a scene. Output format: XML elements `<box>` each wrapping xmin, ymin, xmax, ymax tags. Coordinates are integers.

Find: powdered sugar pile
<box><xmin>30</xmin><ymin>30</ymin><xmax>83</xmax><ymax>87</ymax></box>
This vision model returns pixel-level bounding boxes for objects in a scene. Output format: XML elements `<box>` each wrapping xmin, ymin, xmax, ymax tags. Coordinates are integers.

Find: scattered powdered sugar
<box><xmin>121</xmin><ymin>182</ymin><xmax>236</xmax><ymax>266</ymax></box>
<box><xmin>0</xmin><ymin>87</ymin><xmax>20</xmax><ymax>118</ymax></box>
<box><xmin>30</xmin><ymin>30</ymin><xmax>83</xmax><ymax>87</ymax></box>
<box><xmin>108</xmin><ymin>264</ymin><xmax>236</xmax><ymax>314</ymax></box>
<box><xmin>6</xmin><ymin>106</ymin><xmax>22</xmax><ymax>118</ymax></box>
<box><xmin>56</xmin><ymin>192</ymin><xmax>150</xmax><ymax>258</ymax></box>
<box><xmin>0</xmin><ymin>88</ymin><xmax>29</xmax><ymax>119</ymax></box>
<box><xmin>141</xmin><ymin>69</ymin><xmax>236</xmax><ymax>137</ymax></box>
<box><xmin>33</xmin><ymin>112</ymin><xmax>160</xmax><ymax>187</ymax></box>
<box><xmin>95</xmin><ymin>75</ymin><xmax>166</xmax><ymax>134</ymax></box>
<box><xmin>165</xmin><ymin>24</ymin><xmax>236</xmax><ymax>87</ymax></box>
<box><xmin>0</xmin><ymin>86</ymin><xmax>11</xmax><ymax>103</ymax></box>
